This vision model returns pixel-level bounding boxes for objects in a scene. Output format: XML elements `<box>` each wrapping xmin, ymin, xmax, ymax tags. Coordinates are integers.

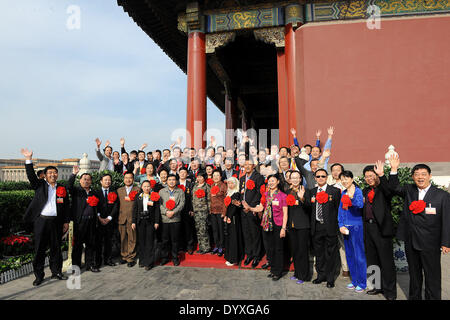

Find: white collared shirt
<box><xmin>41</xmin><ymin>181</ymin><xmax>57</xmax><ymax>217</ymax></box>
<box><xmin>125</xmin><ymin>185</ymin><xmax>132</xmax><ymax>196</ymax></box>
<box><xmin>317</xmin><ymin>184</ymin><xmax>328</xmax><ymax>194</ymax></box>
<box><xmin>418</xmin><ymin>184</ymin><xmax>431</xmax><ymax>201</ymax></box>
<box><xmin>142</xmin><ymin>194</ymin><xmax>149</xmax><ymax>212</ymax></box>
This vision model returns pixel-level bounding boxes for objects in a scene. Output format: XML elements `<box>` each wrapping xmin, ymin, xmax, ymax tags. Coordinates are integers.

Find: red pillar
<box><xmin>285</xmin><ymin>23</ymin><xmax>297</xmax><ymax>142</ymax></box>
<box><xmin>277</xmin><ymin>48</ymin><xmax>289</xmax><ymax>147</ymax></box>
<box><xmin>186</xmin><ymin>31</ymin><xmax>206</xmax><ymax>149</ymax></box>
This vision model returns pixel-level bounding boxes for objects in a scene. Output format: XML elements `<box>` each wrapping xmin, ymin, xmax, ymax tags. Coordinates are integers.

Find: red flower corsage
<box><xmin>409</xmin><ymin>200</ymin><xmax>426</xmax><ymax>214</ymax></box>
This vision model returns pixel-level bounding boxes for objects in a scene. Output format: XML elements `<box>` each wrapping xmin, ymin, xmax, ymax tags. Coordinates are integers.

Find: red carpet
<box><xmin>164</xmin><ymin>251</ymin><xmax>294</xmax><ymax>271</ymax></box>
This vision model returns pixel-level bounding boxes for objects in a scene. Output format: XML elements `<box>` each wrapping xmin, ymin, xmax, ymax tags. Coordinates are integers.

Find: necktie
<box><xmin>317</xmin><ymin>188</ymin><xmax>323</xmax><ymax>222</ymax></box>
<box><xmin>104</xmin><ymin>189</ymin><xmax>108</xmax><ymax>199</ymax></box>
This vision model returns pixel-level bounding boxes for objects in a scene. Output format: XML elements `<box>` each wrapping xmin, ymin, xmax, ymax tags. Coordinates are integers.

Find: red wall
<box><xmin>295</xmin><ymin>15</ymin><xmax>450</xmax><ymax>163</ymax></box>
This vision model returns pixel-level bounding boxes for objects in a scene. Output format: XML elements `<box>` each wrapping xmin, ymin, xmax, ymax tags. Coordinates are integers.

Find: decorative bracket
<box><xmin>206</xmin><ymin>32</ymin><xmax>236</xmax><ymax>53</ymax></box>
<box><xmin>253</xmin><ymin>26</ymin><xmax>285</xmax><ymax>48</ymax></box>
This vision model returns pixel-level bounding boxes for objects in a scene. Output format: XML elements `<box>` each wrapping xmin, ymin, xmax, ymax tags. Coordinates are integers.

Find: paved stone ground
<box><xmin>1</xmin><ymin>254</ymin><xmax>449</xmax><ymax>300</ymax></box>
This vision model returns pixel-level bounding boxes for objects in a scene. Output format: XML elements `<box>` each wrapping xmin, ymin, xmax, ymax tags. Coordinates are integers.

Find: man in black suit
<box><xmin>387</xmin><ymin>155</ymin><xmax>450</xmax><ymax>300</ymax></box>
<box><xmin>222</xmin><ymin>157</ymin><xmax>239</xmax><ymax>181</ymax></box>
<box><xmin>178</xmin><ymin>167</ymin><xmax>196</xmax><ymax>254</ymax></box>
<box><xmin>68</xmin><ymin>166</ymin><xmax>100</xmax><ymax>273</ymax></box>
<box><xmin>188</xmin><ymin>157</ymin><xmax>201</xmax><ymax>181</ymax></box>
<box><xmin>95</xmin><ymin>173</ymin><xmax>119</xmax><ymax>268</ymax></box>
<box><xmin>304</xmin><ymin>168</ymin><xmax>341</xmax><ymax>288</ymax></box>
<box><xmin>239</xmin><ymin>158</ymin><xmax>266</xmax><ymax>268</ymax></box>
<box><xmin>363</xmin><ymin>162</ymin><xmax>397</xmax><ymax>300</ymax></box>
<box><xmin>21</xmin><ymin>148</ymin><xmax>70</xmax><ymax>286</ymax></box>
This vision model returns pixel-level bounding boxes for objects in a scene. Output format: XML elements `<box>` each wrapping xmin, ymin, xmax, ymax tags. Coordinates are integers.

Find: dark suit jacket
<box><xmin>67</xmin><ymin>174</ymin><xmax>99</xmax><ymax>225</ymax></box>
<box><xmin>304</xmin><ymin>185</ymin><xmax>341</xmax><ymax>236</ymax></box>
<box><xmin>132</xmin><ymin>193</ymin><xmax>161</xmax><ymax>225</ymax></box>
<box><xmin>285</xmin><ymin>188</ymin><xmax>310</xmax><ymax>230</ymax></box>
<box><xmin>239</xmin><ymin>170</ymin><xmax>265</xmax><ymax>208</ymax></box>
<box><xmin>294</xmin><ymin>157</ymin><xmax>316</xmax><ymax>190</ymax></box>
<box><xmin>222</xmin><ymin>169</ymin><xmax>239</xmax><ymax>181</ymax></box>
<box><xmin>115</xmin><ymin>161</ymin><xmax>133</xmax><ymax>174</ymax></box>
<box><xmin>178</xmin><ymin>179</ymin><xmax>194</xmax><ymax>213</ymax></box>
<box><xmin>362</xmin><ymin>175</ymin><xmax>395</xmax><ymax>237</ymax></box>
<box><xmin>97</xmin><ymin>189</ymin><xmax>119</xmax><ymax>221</ymax></box>
<box><xmin>23</xmin><ymin>163</ymin><xmax>70</xmax><ymax>224</ymax></box>
<box><xmin>388</xmin><ymin>173</ymin><xmax>450</xmax><ymax>251</ymax></box>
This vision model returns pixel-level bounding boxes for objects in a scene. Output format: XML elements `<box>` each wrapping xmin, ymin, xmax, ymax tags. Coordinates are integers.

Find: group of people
<box><xmin>20</xmin><ymin>126</ymin><xmax>449</xmax><ymax>301</ymax></box>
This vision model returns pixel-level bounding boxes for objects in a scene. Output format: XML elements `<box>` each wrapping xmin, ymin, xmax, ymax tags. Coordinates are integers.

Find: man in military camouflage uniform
<box><xmin>191</xmin><ymin>171</ymin><xmax>211</xmax><ymax>254</ymax></box>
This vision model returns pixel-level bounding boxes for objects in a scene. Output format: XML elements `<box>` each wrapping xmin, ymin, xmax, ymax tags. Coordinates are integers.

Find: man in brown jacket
<box><xmin>117</xmin><ymin>172</ymin><xmax>140</xmax><ymax>267</ymax></box>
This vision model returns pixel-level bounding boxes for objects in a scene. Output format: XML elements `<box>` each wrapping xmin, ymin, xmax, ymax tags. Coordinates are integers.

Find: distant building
<box><xmin>0</xmin><ymin>156</ymin><xmax>100</xmax><ymax>182</ymax></box>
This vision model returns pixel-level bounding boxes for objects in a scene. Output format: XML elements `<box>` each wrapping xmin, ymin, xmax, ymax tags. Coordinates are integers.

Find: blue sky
<box><xmin>0</xmin><ymin>1</ymin><xmax>225</xmax><ymax>160</ymax></box>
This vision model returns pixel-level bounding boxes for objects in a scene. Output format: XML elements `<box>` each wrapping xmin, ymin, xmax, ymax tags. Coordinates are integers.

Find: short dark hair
<box><xmin>280</xmin><ymin>146</ymin><xmax>290</xmax><ymax>154</ymax></box>
<box><xmin>104</xmin><ymin>146</ymin><xmax>113</xmax><ymax>152</ymax></box>
<box><xmin>36</xmin><ymin>170</ymin><xmax>44</xmax><ymax>177</ymax></box>
<box><xmin>173</xmin><ymin>146</ymin><xmax>181</xmax><ymax>152</ymax></box>
<box><xmin>315</xmin><ymin>169</ymin><xmax>328</xmax><ymax>177</ymax></box>
<box><xmin>101</xmin><ymin>173</ymin><xmax>112</xmax><ymax>180</ymax></box>
<box><xmin>121</xmin><ymin>151</ymin><xmax>129</xmax><ymax>156</ymax></box>
<box><xmin>147</xmin><ymin>152</ymin><xmax>152</xmax><ymax>155</ymax></box>
<box><xmin>138</xmin><ymin>150</ymin><xmax>145</xmax><ymax>156</ymax></box>
<box><xmin>130</xmin><ymin>150</ymin><xmax>138</xmax><ymax>156</ymax></box>
<box><xmin>339</xmin><ymin>170</ymin><xmax>354</xmax><ymax>179</ymax></box>
<box><xmin>80</xmin><ymin>173</ymin><xmax>92</xmax><ymax>180</ymax></box>
<box><xmin>43</xmin><ymin>166</ymin><xmax>58</xmax><ymax>174</ymax></box>
<box><xmin>310</xmin><ymin>158</ymin><xmax>320</xmax><ymax>163</ymax></box>
<box><xmin>330</xmin><ymin>163</ymin><xmax>344</xmax><ymax>173</ymax></box>
<box><xmin>412</xmin><ymin>164</ymin><xmax>431</xmax><ymax>175</ymax></box>
<box><xmin>303</xmin><ymin>144</ymin><xmax>313</xmax><ymax>149</ymax></box>
<box><xmin>155</xmin><ymin>149</ymin><xmax>162</xmax><ymax>155</ymax></box>
<box><xmin>363</xmin><ymin>165</ymin><xmax>376</xmax><ymax>176</ymax></box>
<box><xmin>167</xmin><ymin>174</ymin><xmax>177</xmax><ymax>180</ymax></box>
<box><xmin>163</xmin><ymin>149</ymin><xmax>170</xmax><ymax>153</ymax></box>
<box><xmin>179</xmin><ymin>167</ymin><xmax>188</xmax><ymax>173</ymax></box>
<box><xmin>169</xmin><ymin>159</ymin><xmax>177</xmax><ymax>165</ymax></box>
<box><xmin>312</xmin><ymin>146</ymin><xmax>322</xmax><ymax>153</ymax></box>
<box><xmin>289</xmin><ymin>170</ymin><xmax>303</xmax><ymax>180</ymax></box>
<box><xmin>113</xmin><ymin>151</ymin><xmax>119</xmax><ymax>156</ymax></box>
<box><xmin>159</xmin><ymin>168</ymin><xmax>169</xmax><ymax>176</ymax></box>
<box><xmin>212</xmin><ymin>169</ymin><xmax>222</xmax><ymax>176</ymax></box>
<box><xmin>124</xmin><ymin>171</ymin><xmax>134</xmax><ymax>179</ymax></box>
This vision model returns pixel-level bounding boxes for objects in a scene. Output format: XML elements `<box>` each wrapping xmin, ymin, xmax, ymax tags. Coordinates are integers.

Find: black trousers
<box><xmin>33</xmin><ymin>216</ymin><xmax>63</xmax><ymax>279</ymax></box>
<box><xmin>404</xmin><ymin>236</ymin><xmax>441</xmax><ymax>300</ymax></box>
<box><xmin>312</xmin><ymin>222</ymin><xmax>339</xmax><ymax>283</ymax></box>
<box><xmin>364</xmin><ymin>222</ymin><xmax>397</xmax><ymax>299</ymax></box>
<box><xmin>180</xmin><ymin>211</ymin><xmax>196</xmax><ymax>251</ymax></box>
<box><xmin>72</xmin><ymin>217</ymin><xmax>97</xmax><ymax>269</ymax></box>
<box><xmin>161</xmin><ymin>222</ymin><xmax>181</xmax><ymax>260</ymax></box>
<box><xmin>95</xmin><ymin>221</ymin><xmax>114</xmax><ymax>266</ymax></box>
<box><xmin>210</xmin><ymin>213</ymin><xmax>224</xmax><ymax>249</ymax></box>
<box><xmin>137</xmin><ymin>219</ymin><xmax>156</xmax><ymax>267</ymax></box>
<box><xmin>288</xmin><ymin>228</ymin><xmax>310</xmax><ymax>281</ymax></box>
<box><xmin>261</xmin><ymin>225</ymin><xmax>284</xmax><ymax>276</ymax></box>
<box><xmin>241</xmin><ymin>210</ymin><xmax>263</xmax><ymax>259</ymax></box>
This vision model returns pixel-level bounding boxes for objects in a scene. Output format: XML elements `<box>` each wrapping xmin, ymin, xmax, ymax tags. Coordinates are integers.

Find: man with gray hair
<box><xmin>95</xmin><ymin>137</ymin><xmax>114</xmax><ymax>172</ymax></box>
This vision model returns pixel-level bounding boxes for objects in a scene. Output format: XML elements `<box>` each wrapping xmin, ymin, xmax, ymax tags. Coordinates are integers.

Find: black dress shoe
<box><xmin>127</xmin><ymin>261</ymin><xmax>136</xmax><ymax>268</ymax></box>
<box><xmin>261</xmin><ymin>262</ymin><xmax>270</xmax><ymax>269</ymax></box>
<box><xmin>88</xmin><ymin>266</ymin><xmax>101</xmax><ymax>272</ymax></box>
<box><xmin>244</xmin><ymin>257</ymin><xmax>252</xmax><ymax>266</ymax></box>
<box><xmin>267</xmin><ymin>273</ymin><xmax>274</xmax><ymax>278</ymax></box>
<box><xmin>33</xmin><ymin>278</ymin><xmax>44</xmax><ymax>286</ymax></box>
<box><xmin>326</xmin><ymin>282</ymin><xmax>335</xmax><ymax>288</ymax></box>
<box><xmin>312</xmin><ymin>278</ymin><xmax>325</xmax><ymax>284</ymax></box>
<box><xmin>367</xmin><ymin>289</ymin><xmax>383</xmax><ymax>295</ymax></box>
<box><xmin>144</xmin><ymin>265</ymin><xmax>153</xmax><ymax>271</ymax></box>
<box><xmin>160</xmin><ymin>259</ymin><xmax>169</xmax><ymax>266</ymax></box>
<box><xmin>119</xmin><ymin>259</ymin><xmax>127</xmax><ymax>264</ymax></box>
<box><xmin>173</xmin><ymin>259</ymin><xmax>180</xmax><ymax>266</ymax></box>
<box><xmin>272</xmin><ymin>275</ymin><xmax>282</xmax><ymax>281</ymax></box>
<box><xmin>105</xmin><ymin>261</ymin><xmax>116</xmax><ymax>266</ymax></box>
<box><xmin>251</xmin><ymin>259</ymin><xmax>260</xmax><ymax>268</ymax></box>
<box><xmin>139</xmin><ymin>264</ymin><xmax>144</xmax><ymax>268</ymax></box>
<box><xmin>51</xmin><ymin>273</ymin><xmax>68</xmax><ymax>280</ymax></box>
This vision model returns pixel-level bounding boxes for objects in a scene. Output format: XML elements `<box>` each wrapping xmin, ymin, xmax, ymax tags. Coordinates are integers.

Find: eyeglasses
<box><xmin>315</xmin><ymin>175</ymin><xmax>327</xmax><ymax>178</ymax></box>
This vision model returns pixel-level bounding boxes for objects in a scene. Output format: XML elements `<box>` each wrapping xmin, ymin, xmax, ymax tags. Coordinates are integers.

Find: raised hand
<box><xmin>297</xmin><ymin>185</ymin><xmax>305</xmax><ymax>200</ymax></box>
<box><xmin>95</xmin><ymin>138</ymin><xmax>102</xmax><ymax>148</ymax></box>
<box><xmin>322</xmin><ymin>149</ymin><xmax>331</xmax><ymax>159</ymax></box>
<box><xmin>134</xmin><ymin>162</ymin><xmax>140</xmax><ymax>170</ymax></box>
<box><xmin>170</xmin><ymin>142</ymin><xmax>176</xmax><ymax>149</ymax></box>
<box><xmin>374</xmin><ymin>160</ymin><xmax>385</xmax><ymax>176</ymax></box>
<box><xmin>120</xmin><ymin>137</ymin><xmax>125</xmax><ymax>146</ymax></box>
<box><xmin>176</xmin><ymin>136</ymin><xmax>183</xmax><ymax>145</ymax></box>
<box><xmin>73</xmin><ymin>165</ymin><xmax>80</xmax><ymax>175</ymax></box>
<box><xmin>315</xmin><ymin>130</ymin><xmax>321</xmax><ymax>138</ymax></box>
<box><xmin>20</xmin><ymin>148</ymin><xmax>33</xmax><ymax>160</ymax></box>
<box><xmin>105</xmin><ymin>140</ymin><xmax>111</xmax><ymax>148</ymax></box>
<box><xmin>140</xmin><ymin>143</ymin><xmax>148</xmax><ymax>150</ymax></box>
<box><xmin>291</xmin><ymin>128</ymin><xmax>296</xmax><ymax>137</ymax></box>
<box><xmin>389</xmin><ymin>154</ymin><xmax>400</xmax><ymax>172</ymax></box>
<box><xmin>327</xmin><ymin>126</ymin><xmax>334</xmax><ymax>137</ymax></box>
